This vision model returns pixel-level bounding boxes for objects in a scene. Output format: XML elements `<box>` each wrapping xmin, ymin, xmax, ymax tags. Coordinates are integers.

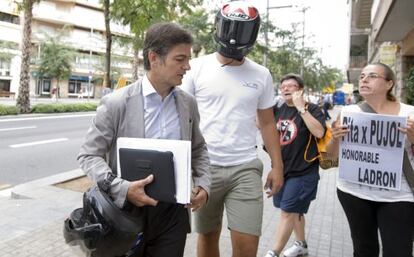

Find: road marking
<box><xmin>9</xmin><ymin>138</ymin><xmax>69</xmax><ymax>148</ymax></box>
<box><xmin>0</xmin><ymin>126</ymin><xmax>36</xmax><ymax>132</ymax></box>
<box><xmin>0</xmin><ymin>113</ymin><xmax>95</xmax><ymax>123</ymax></box>
<box><xmin>0</xmin><ymin>183</ymin><xmax>11</xmax><ymax>190</ymax></box>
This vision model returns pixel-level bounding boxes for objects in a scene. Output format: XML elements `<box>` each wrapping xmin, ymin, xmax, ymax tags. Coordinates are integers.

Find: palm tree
<box><xmin>16</xmin><ymin>0</ymin><xmax>39</xmax><ymax>113</ymax></box>
<box><xmin>38</xmin><ymin>31</ymin><xmax>75</xmax><ymax>102</ymax></box>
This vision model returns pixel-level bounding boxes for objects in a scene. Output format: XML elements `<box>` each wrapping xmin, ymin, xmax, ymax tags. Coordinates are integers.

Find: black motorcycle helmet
<box><xmin>63</xmin><ymin>184</ymin><xmax>144</xmax><ymax>257</ymax></box>
<box><xmin>214</xmin><ymin>1</ymin><xmax>261</xmax><ymax>61</ymax></box>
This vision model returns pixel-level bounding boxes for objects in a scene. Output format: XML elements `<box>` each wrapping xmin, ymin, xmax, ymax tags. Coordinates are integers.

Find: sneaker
<box><xmin>283</xmin><ymin>241</ymin><xmax>308</xmax><ymax>257</ymax></box>
<box><xmin>264</xmin><ymin>250</ymin><xmax>278</xmax><ymax>257</ymax></box>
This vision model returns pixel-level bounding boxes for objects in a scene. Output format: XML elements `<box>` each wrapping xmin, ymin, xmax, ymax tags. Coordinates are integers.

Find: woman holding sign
<box><xmin>328</xmin><ymin>63</ymin><xmax>414</xmax><ymax>257</ymax></box>
<box><xmin>264</xmin><ymin>74</ymin><xmax>326</xmax><ymax>257</ymax></box>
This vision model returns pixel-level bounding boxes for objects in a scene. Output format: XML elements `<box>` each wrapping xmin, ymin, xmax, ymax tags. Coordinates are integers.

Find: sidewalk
<box><xmin>0</xmin><ymin>146</ymin><xmax>353</xmax><ymax>257</ymax></box>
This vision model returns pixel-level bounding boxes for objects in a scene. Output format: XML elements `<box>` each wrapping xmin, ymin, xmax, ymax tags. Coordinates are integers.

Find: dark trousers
<box><xmin>337</xmin><ymin>189</ymin><xmax>414</xmax><ymax>257</ymax></box>
<box><xmin>133</xmin><ymin>202</ymin><xmax>190</xmax><ymax>257</ymax></box>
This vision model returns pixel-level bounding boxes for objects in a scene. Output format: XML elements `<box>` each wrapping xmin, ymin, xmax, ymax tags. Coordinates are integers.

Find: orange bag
<box><xmin>304</xmin><ymin>125</ymin><xmax>338</xmax><ymax>170</ymax></box>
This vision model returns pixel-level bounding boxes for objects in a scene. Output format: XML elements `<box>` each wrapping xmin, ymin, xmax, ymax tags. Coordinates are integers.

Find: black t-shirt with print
<box><xmin>273</xmin><ymin>102</ymin><xmax>326</xmax><ymax>178</ymax></box>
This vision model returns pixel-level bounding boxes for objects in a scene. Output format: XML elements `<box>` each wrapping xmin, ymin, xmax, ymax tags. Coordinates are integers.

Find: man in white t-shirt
<box><xmin>181</xmin><ymin>2</ymin><xmax>284</xmax><ymax>257</ymax></box>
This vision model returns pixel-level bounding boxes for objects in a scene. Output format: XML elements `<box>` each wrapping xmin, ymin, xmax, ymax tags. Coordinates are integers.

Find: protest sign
<box><xmin>339</xmin><ymin>111</ymin><xmax>406</xmax><ymax>190</ymax></box>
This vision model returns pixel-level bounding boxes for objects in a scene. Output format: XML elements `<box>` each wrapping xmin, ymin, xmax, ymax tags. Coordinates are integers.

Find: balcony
<box><xmin>349</xmin><ymin>55</ymin><xmax>368</xmax><ymax>69</ymax></box>
<box><xmin>353</xmin><ymin>0</ymin><xmax>373</xmax><ymax>29</ymax></box>
<box><xmin>372</xmin><ymin>0</ymin><xmax>414</xmax><ymax>42</ymax></box>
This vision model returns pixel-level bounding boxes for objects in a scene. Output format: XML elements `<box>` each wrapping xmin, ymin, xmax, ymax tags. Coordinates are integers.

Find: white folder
<box><xmin>117</xmin><ymin>137</ymin><xmax>192</xmax><ymax>204</ymax></box>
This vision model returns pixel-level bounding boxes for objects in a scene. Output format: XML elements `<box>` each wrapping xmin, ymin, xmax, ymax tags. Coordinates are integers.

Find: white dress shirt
<box><xmin>142</xmin><ymin>74</ymin><xmax>181</xmax><ymax>140</ymax></box>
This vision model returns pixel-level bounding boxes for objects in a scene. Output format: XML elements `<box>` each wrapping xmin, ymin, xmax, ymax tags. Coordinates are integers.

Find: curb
<box><xmin>0</xmin><ymin>169</ymin><xmax>85</xmax><ymax>198</ymax></box>
<box><xmin>0</xmin><ymin>111</ymin><xmax>96</xmax><ymax>120</ymax></box>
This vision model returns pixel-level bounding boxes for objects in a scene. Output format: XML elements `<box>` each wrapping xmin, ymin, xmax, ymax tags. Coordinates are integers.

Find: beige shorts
<box><xmin>193</xmin><ymin>158</ymin><xmax>264</xmax><ymax>236</ymax></box>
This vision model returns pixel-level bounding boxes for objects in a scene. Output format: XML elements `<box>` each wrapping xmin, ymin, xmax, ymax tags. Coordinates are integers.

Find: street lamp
<box><xmin>263</xmin><ymin>1</ymin><xmax>292</xmax><ymax>67</ymax></box>
<box><xmin>299</xmin><ymin>6</ymin><xmax>309</xmax><ymax>77</ymax></box>
<box><xmin>88</xmin><ymin>27</ymin><xmax>94</xmax><ymax>101</ymax></box>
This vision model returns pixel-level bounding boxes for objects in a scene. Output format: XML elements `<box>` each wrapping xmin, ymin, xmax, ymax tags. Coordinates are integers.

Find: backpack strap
<box><xmin>358</xmin><ymin>101</ymin><xmax>376</xmax><ymax>113</ymax></box>
<box><xmin>304</xmin><ymin>133</ymin><xmax>319</xmax><ymax>163</ymax></box>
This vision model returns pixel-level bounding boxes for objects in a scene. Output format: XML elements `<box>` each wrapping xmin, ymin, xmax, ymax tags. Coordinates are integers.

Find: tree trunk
<box><xmin>133</xmin><ymin>48</ymin><xmax>139</xmax><ymax>81</ymax></box>
<box><xmin>193</xmin><ymin>43</ymin><xmax>201</xmax><ymax>58</ymax></box>
<box><xmin>56</xmin><ymin>79</ymin><xmax>59</xmax><ymax>102</ymax></box>
<box><xmin>104</xmin><ymin>0</ymin><xmax>111</xmax><ymax>89</ymax></box>
<box><xmin>16</xmin><ymin>0</ymin><xmax>33</xmax><ymax>113</ymax></box>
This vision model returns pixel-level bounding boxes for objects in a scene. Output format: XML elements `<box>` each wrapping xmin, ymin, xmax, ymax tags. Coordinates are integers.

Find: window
<box><xmin>37</xmin><ymin>78</ymin><xmax>51</xmax><ymax>94</ymax></box>
<box><xmin>0</xmin><ymin>59</ymin><xmax>11</xmax><ymax>70</ymax></box>
<box><xmin>0</xmin><ymin>80</ymin><xmax>10</xmax><ymax>91</ymax></box>
<box><xmin>68</xmin><ymin>80</ymin><xmax>82</xmax><ymax>94</ymax></box>
<box><xmin>43</xmin><ymin>79</ymin><xmax>51</xmax><ymax>92</ymax></box>
<box><xmin>0</xmin><ymin>12</ymin><xmax>19</xmax><ymax>25</ymax></box>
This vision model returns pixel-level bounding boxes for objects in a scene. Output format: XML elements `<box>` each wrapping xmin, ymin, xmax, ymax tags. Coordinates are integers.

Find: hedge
<box><xmin>31</xmin><ymin>103</ymin><xmax>98</xmax><ymax>113</ymax></box>
<box><xmin>0</xmin><ymin>102</ymin><xmax>98</xmax><ymax>116</ymax></box>
<box><xmin>0</xmin><ymin>105</ymin><xmax>19</xmax><ymax>115</ymax></box>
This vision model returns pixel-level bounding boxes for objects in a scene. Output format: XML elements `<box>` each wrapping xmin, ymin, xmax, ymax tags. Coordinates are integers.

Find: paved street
<box><xmin>0</xmin><ymin>146</ymin><xmax>354</xmax><ymax>257</ymax></box>
<box><xmin>0</xmin><ymin>113</ymin><xmax>94</xmax><ymax>186</ymax></box>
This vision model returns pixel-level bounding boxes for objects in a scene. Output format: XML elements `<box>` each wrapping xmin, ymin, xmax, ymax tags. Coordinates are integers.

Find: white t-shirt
<box><xmin>337</xmin><ymin>103</ymin><xmax>414</xmax><ymax>202</ymax></box>
<box><xmin>181</xmin><ymin>53</ymin><xmax>274</xmax><ymax>166</ymax></box>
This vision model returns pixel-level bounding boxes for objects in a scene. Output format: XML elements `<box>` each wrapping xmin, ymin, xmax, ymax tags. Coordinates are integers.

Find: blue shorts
<box><xmin>273</xmin><ymin>170</ymin><xmax>319</xmax><ymax>214</ymax></box>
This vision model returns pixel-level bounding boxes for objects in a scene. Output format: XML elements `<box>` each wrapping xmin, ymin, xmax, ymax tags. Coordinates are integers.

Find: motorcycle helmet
<box><xmin>214</xmin><ymin>1</ymin><xmax>261</xmax><ymax>61</ymax></box>
<box><xmin>63</xmin><ymin>185</ymin><xmax>144</xmax><ymax>257</ymax></box>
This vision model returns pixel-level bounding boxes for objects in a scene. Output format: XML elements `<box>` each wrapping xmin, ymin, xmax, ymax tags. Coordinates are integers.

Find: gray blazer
<box><xmin>78</xmin><ymin>80</ymin><xmax>210</xmax><ymax>208</ymax></box>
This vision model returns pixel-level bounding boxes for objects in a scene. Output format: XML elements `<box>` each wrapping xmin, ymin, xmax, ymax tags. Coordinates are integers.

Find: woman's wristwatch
<box><xmin>297</xmin><ymin>105</ymin><xmax>308</xmax><ymax>114</ymax></box>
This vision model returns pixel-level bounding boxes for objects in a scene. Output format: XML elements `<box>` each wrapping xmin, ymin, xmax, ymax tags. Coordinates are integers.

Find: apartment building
<box><xmin>347</xmin><ymin>0</ymin><xmax>414</xmax><ymax>100</ymax></box>
<box><xmin>0</xmin><ymin>0</ymin><xmax>139</xmax><ymax>99</ymax></box>
<box><xmin>0</xmin><ymin>1</ymin><xmax>21</xmax><ymax>96</ymax></box>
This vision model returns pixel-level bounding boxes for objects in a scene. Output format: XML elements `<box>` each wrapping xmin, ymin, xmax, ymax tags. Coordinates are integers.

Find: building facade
<box><xmin>347</xmin><ymin>0</ymin><xmax>414</xmax><ymax>101</ymax></box>
<box><xmin>0</xmin><ymin>0</ymin><xmax>140</xmax><ymax>99</ymax></box>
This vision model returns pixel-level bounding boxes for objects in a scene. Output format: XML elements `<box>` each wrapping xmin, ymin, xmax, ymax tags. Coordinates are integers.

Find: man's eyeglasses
<box><xmin>359</xmin><ymin>73</ymin><xmax>388</xmax><ymax>81</ymax></box>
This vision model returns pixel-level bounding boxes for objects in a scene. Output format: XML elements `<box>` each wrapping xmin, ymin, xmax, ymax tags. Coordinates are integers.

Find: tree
<box><xmin>38</xmin><ymin>31</ymin><xmax>75</xmax><ymax>101</ymax></box>
<box><xmin>111</xmin><ymin>0</ymin><xmax>201</xmax><ymax>81</ymax></box>
<box><xmin>16</xmin><ymin>0</ymin><xmax>40</xmax><ymax>113</ymax></box>
<box><xmin>89</xmin><ymin>52</ymin><xmax>129</xmax><ymax>88</ymax></box>
<box><xmin>250</xmin><ymin>23</ymin><xmax>343</xmax><ymax>92</ymax></box>
<box><xmin>103</xmin><ymin>0</ymin><xmax>111</xmax><ymax>89</ymax></box>
<box><xmin>405</xmin><ymin>67</ymin><xmax>414</xmax><ymax>105</ymax></box>
<box><xmin>179</xmin><ymin>9</ymin><xmax>215</xmax><ymax>57</ymax></box>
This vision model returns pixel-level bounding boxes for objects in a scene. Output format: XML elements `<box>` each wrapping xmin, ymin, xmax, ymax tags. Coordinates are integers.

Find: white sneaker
<box><xmin>264</xmin><ymin>250</ymin><xmax>278</xmax><ymax>257</ymax></box>
<box><xmin>283</xmin><ymin>241</ymin><xmax>308</xmax><ymax>257</ymax></box>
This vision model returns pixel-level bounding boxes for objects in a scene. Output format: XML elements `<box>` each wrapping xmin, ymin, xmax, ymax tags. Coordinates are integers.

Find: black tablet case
<box><xmin>119</xmin><ymin>148</ymin><xmax>176</xmax><ymax>203</ymax></box>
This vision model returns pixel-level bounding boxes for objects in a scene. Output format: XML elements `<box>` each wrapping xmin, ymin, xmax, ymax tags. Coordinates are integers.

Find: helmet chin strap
<box><xmin>218</xmin><ymin>48</ymin><xmax>245</xmax><ymax>64</ymax></box>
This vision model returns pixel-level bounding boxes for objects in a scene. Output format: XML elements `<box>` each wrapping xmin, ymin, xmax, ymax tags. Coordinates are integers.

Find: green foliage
<box><xmin>0</xmin><ymin>40</ymin><xmax>19</xmax><ymax>62</ymax></box>
<box><xmin>15</xmin><ymin>0</ymin><xmax>41</xmax><ymax>12</ymax></box>
<box><xmin>111</xmin><ymin>0</ymin><xmax>200</xmax><ymax>51</ymax></box>
<box><xmin>250</xmin><ymin>24</ymin><xmax>344</xmax><ymax>91</ymax></box>
<box><xmin>405</xmin><ymin>67</ymin><xmax>414</xmax><ymax>105</ymax></box>
<box><xmin>30</xmin><ymin>103</ymin><xmax>97</xmax><ymax>113</ymax></box>
<box><xmin>350</xmin><ymin>44</ymin><xmax>367</xmax><ymax>56</ymax></box>
<box><xmin>38</xmin><ymin>29</ymin><xmax>76</xmax><ymax>84</ymax></box>
<box><xmin>112</xmin><ymin>0</ymin><xmax>200</xmax><ymax>32</ymax></box>
<box><xmin>85</xmin><ymin>53</ymin><xmax>124</xmax><ymax>87</ymax></box>
<box><xmin>0</xmin><ymin>104</ymin><xmax>19</xmax><ymax>115</ymax></box>
<box><xmin>179</xmin><ymin>9</ymin><xmax>215</xmax><ymax>56</ymax></box>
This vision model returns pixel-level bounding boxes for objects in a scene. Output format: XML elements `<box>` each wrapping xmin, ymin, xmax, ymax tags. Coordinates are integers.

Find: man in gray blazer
<box><xmin>78</xmin><ymin>22</ymin><xmax>210</xmax><ymax>257</ymax></box>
